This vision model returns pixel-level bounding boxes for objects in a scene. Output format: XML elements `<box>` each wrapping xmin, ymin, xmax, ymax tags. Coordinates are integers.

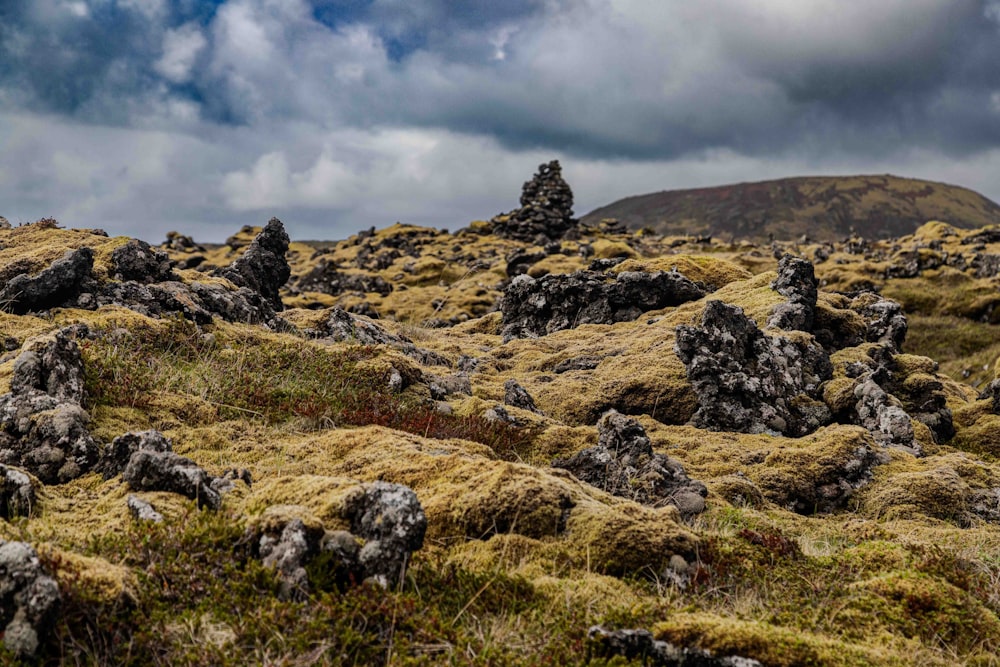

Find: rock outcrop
<box><xmin>110</xmin><ymin>239</ymin><xmax>175</xmax><ymax>283</ymax></box>
<box><xmin>587</xmin><ymin>626</ymin><xmax>762</xmax><ymax>667</ymax></box>
<box><xmin>767</xmin><ymin>254</ymin><xmax>818</xmax><ymax>332</ymax></box>
<box><xmin>0</xmin><ymin>464</ymin><xmax>36</xmax><ymax>519</ymax></box>
<box><xmin>0</xmin><ymin>328</ymin><xmax>100</xmax><ymax>484</ymax></box>
<box><xmin>675</xmin><ymin>301</ymin><xmax>833</xmax><ymax>437</ymax></box>
<box><xmin>491</xmin><ymin>161</ymin><xmax>578</xmax><ymax>242</ymax></box>
<box><xmin>343</xmin><ymin>481</ymin><xmax>427</xmax><ymax>589</ymax></box>
<box><xmin>0</xmin><ymin>540</ymin><xmax>61</xmax><ymax>659</ymax></box>
<box><xmin>215</xmin><ymin>217</ymin><xmax>291</xmax><ymax>312</ymax></box>
<box><xmin>123</xmin><ymin>449</ymin><xmax>222</xmax><ymax>510</ymax></box>
<box><xmin>501</xmin><ymin>270</ymin><xmax>707</xmax><ymax>341</ymax></box>
<box><xmin>0</xmin><ymin>247</ymin><xmax>93</xmax><ymax>314</ymax></box>
<box><xmin>554</xmin><ymin>411</ymin><xmax>707</xmax><ymax>517</ymax></box>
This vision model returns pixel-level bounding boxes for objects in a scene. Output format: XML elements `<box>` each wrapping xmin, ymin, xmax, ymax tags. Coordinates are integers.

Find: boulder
<box><xmin>0</xmin><ymin>540</ymin><xmax>62</xmax><ymax>659</ymax></box>
<box><xmin>110</xmin><ymin>239</ymin><xmax>174</xmax><ymax>283</ymax></box>
<box><xmin>0</xmin><ymin>247</ymin><xmax>93</xmax><ymax>314</ymax></box>
<box><xmin>553</xmin><ymin>410</ymin><xmax>708</xmax><ymax>517</ymax></box>
<box><xmin>122</xmin><ymin>450</ymin><xmax>222</xmax><ymax>510</ymax></box>
<box><xmin>343</xmin><ymin>481</ymin><xmax>427</xmax><ymax>589</ymax></box>
<box><xmin>100</xmin><ymin>430</ymin><xmax>173</xmax><ymax>479</ymax></box>
<box><xmin>126</xmin><ymin>495</ymin><xmax>164</xmax><ymax>523</ymax></box>
<box><xmin>0</xmin><ymin>329</ymin><xmax>100</xmax><ymax>484</ymax></box>
<box><xmin>503</xmin><ymin>379</ymin><xmax>541</xmax><ymax>414</ymax></box>
<box><xmin>674</xmin><ymin>301</ymin><xmax>833</xmax><ymax>436</ymax></box>
<box><xmin>501</xmin><ymin>270</ymin><xmax>707</xmax><ymax>341</ymax></box>
<box><xmin>0</xmin><ymin>464</ymin><xmax>36</xmax><ymax>520</ymax></box>
<box><xmin>215</xmin><ymin>218</ymin><xmax>290</xmax><ymax>312</ymax></box>
<box><xmin>767</xmin><ymin>254</ymin><xmax>817</xmax><ymax>332</ymax></box>
<box><xmin>587</xmin><ymin>626</ymin><xmax>762</xmax><ymax>667</ymax></box>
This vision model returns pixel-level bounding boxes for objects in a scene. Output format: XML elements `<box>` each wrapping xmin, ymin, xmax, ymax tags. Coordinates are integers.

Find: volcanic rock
<box><xmin>675</xmin><ymin>301</ymin><xmax>833</xmax><ymax>436</ymax></box>
<box><xmin>0</xmin><ymin>540</ymin><xmax>61</xmax><ymax>659</ymax></box>
<box><xmin>0</xmin><ymin>247</ymin><xmax>93</xmax><ymax>314</ymax></box>
<box><xmin>587</xmin><ymin>626</ymin><xmax>762</xmax><ymax>667</ymax></box>
<box><xmin>0</xmin><ymin>464</ymin><xmax>36</xmax><ymax>520</ymax></box>
<box><xmin>501</xmin><ymin>270</ymin><xmax>707</xmax><ymax>341</ymax></box>
<box><xmin>554</xmin><ymin>410</ymin><xmax>708</xmax><ymax>517</ymax></box>
<box><xmin>491</xmin><ymin>160</ymin><xmax>578</xmax><ymax>242</ymax></box>
<box><xmin>215</xmin><ymin>217</ymin><xmax>290</xmax><ymax>312</ymax></box>
<box><xmin>767</xmin><ymin>254</ymin><xmax>818</xmax><ymax>332</ymax></box>
<box><xmin>122</xmin><ymin>450</ymin><xmax>222</xmax><ymax>510</ymax></box>
<box><xmin>343</xmin><ymin>481</ymin><xmax>427</xmax><ymax>588</ymax></box>
<box><xmin>110</xmin><ymin>239</ymin><xmax>175</xmax><ymax>283</ymax></box>
<box><xmin>100</xmin><ymin>430</ymin><xmax>173</xmax><ymax>479</ymax></box>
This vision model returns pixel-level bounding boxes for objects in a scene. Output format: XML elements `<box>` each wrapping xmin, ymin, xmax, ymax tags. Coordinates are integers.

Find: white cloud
<box><xmin>155</xmin><ymin>23</ymin><xmax>208</xmax><ymax>84</ymax></box>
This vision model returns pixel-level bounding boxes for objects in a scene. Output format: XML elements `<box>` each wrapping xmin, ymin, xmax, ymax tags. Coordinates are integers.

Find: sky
<box><xmin>2</xmin><ymin>0</ymin><xmax>1000</xmax><ymax>243</ymax></box>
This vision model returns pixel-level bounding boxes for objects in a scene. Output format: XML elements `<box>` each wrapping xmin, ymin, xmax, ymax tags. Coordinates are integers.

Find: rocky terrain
<box><xmin>2</xmin><ymin>164</ymin><xmax>1000</xmax><ymax>665</ymax></box>
<box><xmin>581</xmin><ymin>175</ymin><xmax>1000</xmax><ymax>242</ymax></box>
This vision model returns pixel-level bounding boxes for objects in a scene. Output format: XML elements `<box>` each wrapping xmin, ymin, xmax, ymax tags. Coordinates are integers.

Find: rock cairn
<box><xmin>491</xmin><ymin>160</ymin><xmax>578</xmax><ymax>242</ymax></box>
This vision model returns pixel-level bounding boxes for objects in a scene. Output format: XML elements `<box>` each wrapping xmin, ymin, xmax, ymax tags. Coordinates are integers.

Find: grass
<box><xmin>79</xmin><ymin>316</ymin><xmax>535</xmax><ymax>459</ymax></box>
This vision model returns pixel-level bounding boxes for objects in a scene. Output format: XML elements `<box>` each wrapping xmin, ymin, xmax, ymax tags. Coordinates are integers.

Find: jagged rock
<box><xmin>854</xmin><ymin>372</ymin><xmax>920</xmax><ymax>455</ymax></box>
<box><xmin>979</xmin><ymin>379</ymin><xmax>1000</xmax><ymax>415</ymax></box>
<box><xmin>259</xmin><ymin>518</ymin><xmax>321</xmax><ymax>600</ymax></box>
<box><xmin>163</xmin><ymin>231</ymin><xmax>203</xmax><ymax>252</ymax></box>
<box><xmin>505</xmin><ymin>249</ymin><xmax>548</xmax><ymax>277</ymax></box>
<box><xmin>110</xmin><ymin>239</ymin><xmax>175</xmax><ymax>283</ymax></box>
<box><xmin>254</xmin><ymin>518</ymin><xmax>365</xmax><ymax>600</ymax></box>
<box><xmin>210</xmin><ymin>467</ymin><xmax>253</xmax><ymax>496</ymax></box>
<box><xmin>0</xmin><ymin>465</ymin><xmax>36</xmax><ymax>519</ymax></box>
<box><xmin>122</xmin><ymin>450</ymin><xmax>221</xmax><ymax>510</ymax></box>
<box><xmin>126</xmin><ymin>495</ymin><xmax>163</xmax><ymax>523</ymax></box>
<box><xmin>767</xmin><ymin>254</ymin><xmax>817</xmax><ymax>331</ymax></box>
<box><xmin>0</xmin><ymin>329</ymin><xmax>100</xmax><ymax>484</ymax></box>
<box><xmin>501</xmin><ymin>270</ymin><xmax>707</xmax><ymax>341</ymax></box>
<box><xmin>554</xmin><ymin>410</ymin><xmax>707</xmax><ymax>517</ymax></box>
<box><xmin>961</xmin><ymin>228</ymin><xmax>1000</xmax><ymax>245</ymax></box>
<box><xmin>587</xmin><ymin>626</ymin><xmax>762</xmax><ymax>667</ymax></box>
<box><xmin>484</xmin><ymin>405</ymin><xmax>521</xmax><ymax>426</ymax></box>
<box><xmin>491</xmin><ymin>160</ymin><xmax>578</xmax><ymax>242</ymax></box>
<box><xmin>100</xmin><ymin>430</ymin><xmax>173</xmax><ymax>480</ymax></box>
<box><xmin>295</xmin><ymin>259</ymin><xmax>392</xmax><ymax>296</ymax></box>
<box><xmin>215</xmin><ymin>218</ymin><xmax>290</xmax><ymax>312</ymax></box>
<box><xmin>972</xmin><ymin>253</ymin><xmax>1000</xmax><ymax>278</ymax></box>
<box><xmin>675</xmin><ymin>301</ymin><xmax>833</xmax><ymax>436</ymax></box>
<box><xmin>0</xmin><ymin>540</ymin><xmax>61</xmax><ymax>659</ymax></box>
<box><xmin>503</xmin><ymin>380</ymin><xmax>541</xmax><ymax>414</ymax></box>
<box><xmin>313</xmin><ymin>307</ymin><xmax>448</xmax><ymax>366</ymax></box>
<box><xmin>553</xmin><ymin>356</ymin><xmax>601</xmax><ymax>373</ymax></box>
<box><xmin>851</xmin><ymin>293</ymin><xmax>907</xmax><ymax>352</ymax></box>
<box><xmin>0</xmin><ymin>247</ymin><xmax>93</xmax><ymax>315</ymax></box>
<box><xmin>343</xmin><ymin>481</ymin><xmax>427</xmax><ymax>588</ymax></box>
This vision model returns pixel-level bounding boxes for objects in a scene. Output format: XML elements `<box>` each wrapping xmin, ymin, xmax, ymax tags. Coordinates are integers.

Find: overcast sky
<box><xmin>3</xmin><ymin>0</ymin><xmax>1000</xmax><ymax>242</ymax></box>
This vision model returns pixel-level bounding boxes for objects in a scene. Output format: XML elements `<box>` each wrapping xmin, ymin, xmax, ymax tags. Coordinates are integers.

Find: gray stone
<box><xmin>675</xmin><ymin>301</ymin><xmax>833</xmax><ymax>437</ymax></box>
<box><xmin>126</xmin><ymin>495</ymin><xmax>164</xmax><ymax>523</ymax></box>
<box><xmin>101</xmin><ymin>430</ymin><xmax>173</xmax><ymax>480</ymax></box>
<box><xmin>767</xmin><ymin>254</ymin><xmax>817</xmax><ymax>332</ymax></box>
<box><xmin>0</xmin><ymin>247</ymin><xmax>93</xmax><ymax>314</ymax></box>
<box><xmin>503</xmin><ymin>379</ymin><xmax>541</xmax><ymax>414</ymax></box>
<box><xmin>0</xmin><ymin>540</ymin><xmax>62</xmax><ymax>659</ymax></box>
<box><xmin>343</xmin><ymin>481</ymin><xmax>427</xmax><ymax>589</ymax></box>
<box><xmin>123</xmin><ymin>450</ymin><xmax>222</xmax><ymax>510</ymax></box>
<box><xmin>110</xmin><ymin>239</ymin><xmax>175</xmax><ymax>283</ymax></box>
<box><xmin>491</xmin><ymin>161</ymin><xmax>578</xmax><ymax>242</ymax></box>
<box><xmin>587</xmin><ymin>626</ymin><xmax>762</xmax><ymax>667</ymax></box>
<box><xmin>0</xmin><ymin>465</ymin><xmax>36</xmax><ymax>520</ymax></box>
<box><xmin>553</xmin><ymin>410</ymin><xmax>707</xmax><ymax>518</ymax></box>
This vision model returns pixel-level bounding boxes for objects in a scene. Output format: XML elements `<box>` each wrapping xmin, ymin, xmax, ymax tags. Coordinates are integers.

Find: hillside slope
<box><xmin>581</xmin><ymin>175</ymin><xmax>1000</xmax><ymax>241</ymax></box>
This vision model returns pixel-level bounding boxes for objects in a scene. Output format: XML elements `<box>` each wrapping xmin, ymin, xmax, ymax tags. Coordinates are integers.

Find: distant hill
<box><xmin>581</xmin><ymin>175</ymin><xmax>1000</xmax><ymax>241</ymax></box>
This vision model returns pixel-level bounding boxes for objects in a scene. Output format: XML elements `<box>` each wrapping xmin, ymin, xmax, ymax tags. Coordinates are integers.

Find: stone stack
<box><xmin>491</xmin><ymin>160</ymin><xmax>577</xmax><ymax>242</ymax></box>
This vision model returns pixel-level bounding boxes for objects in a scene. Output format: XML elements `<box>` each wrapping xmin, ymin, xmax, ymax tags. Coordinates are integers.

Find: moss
<box><xmin>590</xmin><ymin>239</ymin><xmax>638</xmax><ymax>259</ymax></box>
<box><xmin>654</xmin><ymin>612</ymin><xmax>914</xmax><ymax>667</ymax></box>
<box><xmin>861</xmin><ymin>464</ymin><xmax>971</xmax><ymax>524</ymax></box>
<box><xmin>611</xmin><ymin>255</ymin><xmax>753</xmax><ymax>288</ymax></box>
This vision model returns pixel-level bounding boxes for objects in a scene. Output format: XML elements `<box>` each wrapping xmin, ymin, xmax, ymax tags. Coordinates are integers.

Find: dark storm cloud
<box><xmin>3</xmin><ymin>0</ymin><xmax>1000</xmax><ymax>240</ymax></box>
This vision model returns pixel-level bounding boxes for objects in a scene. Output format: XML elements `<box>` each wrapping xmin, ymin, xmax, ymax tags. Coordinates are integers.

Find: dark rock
<box><xmin>491</xmin><ymin>161</ymin><xmax>578</xmax><ymax>242</ymax></box>
<box><xmin>110</xmin><ymin>239</ymin><xmax>175</xmax><ymax>283</ymax></box>
<box><xmin>126</xmin><ymin>494</ymin><xmax>163</xmax><ymax>523</ymax></box>
<box><xmin>313</xmin><ymin>307</ymin><xmax>448</xmax><ymax>366</ymax></box>
<box><xmin>553</xmin><ymin>410</ymin><xmax>707</xmax><ymax>517</ymax></box>
<box><xmin>122</xmin><ymin>450</ymin><xmax>222</xmax><ymax>510</ymax></box>
<box><xmin>295</xmin><ymin>259</ymin><xmax>392</xmax><ymax>296</ymax></box>
<box><xmin>503</xmin><ymin>380</ymin><xmax>541</xmax><ymax>413</ymax></box>
<box><xmin>674</xmin><ymin>301</ymin><xmax>833</xmax><ymax>437</ymax></box>
<box><xmin>587</xmin><ymin>626</ymin><xmax>762</xmax><ymax>667</ymax></box>
<box><xmin>961</xmin><ymin>229</ymin><xmax>1000</xmax><ymax>245</ymax></box>
<box><xmin>767</xmin><ymin>254</ymin><xmax>817</xmax><ymax>332</ymax></box>
<box><xmin>505</xmin><ymin>249</ymin><xmax>548</xmax><ymax>277</ymax></box>
<box><xmin>343</xmin><ymin>481</ymin><xmax>427</xmax><ymax>588</ymax></box>
<box><xmin>850</xmin><ymin>293</ymin><xmax>908</xmax><ymax>352</ymax></box>
<box><xmin>163</xmin><ymin>231</ymin><xmax>203</xmax><ymax>252</ymax></box>
<box><xmin>215</xmin><ymin>218</ymin><xmax>290</xmax><ymax>312</ymax></box>
<box><xmin>484</xmin><ymin>405</ymin><xmax>521</xmax><ymax>426</ymax></box>
<box><xmin>588</xmin><ymin>257</ymin><xmax>627</xmax><ymax>272</ymax></box>
<box><xmin>0</xmin><ymin>540</ymin><xmax>62</xmax><ymax>659</ymax></box>
<box><xmin>972</xmin><ymin>254</ymin><xmax>1000</xmax><ymax>279</ymax></box>
<box><xmin>0</xmin><ymin>247</ymin><xmax>93</xmax><ymax>314</ymax></box>
<box><xmin>100</xmin><ymin>430</ymin><xmax>173</xmax><ymax>480</ymax></box>
<box><xmin>553</xmin><ymin>356</ymin><xmax>601</xmax><ymax>373</ymax></box>
<box><xmin>979</xmin><ymin>379</ymin><xmax>1000</xmax><ymax>415</ymax></box>
<box><xmin>0</xmin><ymin>465</ymin><xmax>35</xmax><ymax>519</ymax></box>
<box><xmin>258</xmin><ymin>518</ymin><xmax>322</xmax><ymax>600</ymax></box>
<box><xmin>501</xmin><ymin>270</ymin><xmax>706</xmax><ymax>341</ymax></box>
<box><xmin>0</xmin><ymin>329</ymin><xmax>100</xmax><ymax>484</ymax></box>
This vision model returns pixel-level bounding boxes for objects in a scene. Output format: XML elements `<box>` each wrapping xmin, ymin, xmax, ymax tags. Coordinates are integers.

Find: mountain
<box><xmin>581</xmin><ymin>174</ymin><xmax>1000</xmax><ymax>241</ymax></box>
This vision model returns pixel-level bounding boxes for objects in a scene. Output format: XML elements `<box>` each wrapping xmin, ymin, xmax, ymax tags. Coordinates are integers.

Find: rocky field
<box><xmin>3</xmin><ymin>164</ymin><xmax>1000</xmax><ymax>666</ymax></box>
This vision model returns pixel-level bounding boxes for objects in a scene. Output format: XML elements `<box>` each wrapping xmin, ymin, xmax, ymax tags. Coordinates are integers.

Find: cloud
<box><xmin>2</xmin><ymin>0</ymin><xmax>1000</xmax><ymax>240</ymax></box>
